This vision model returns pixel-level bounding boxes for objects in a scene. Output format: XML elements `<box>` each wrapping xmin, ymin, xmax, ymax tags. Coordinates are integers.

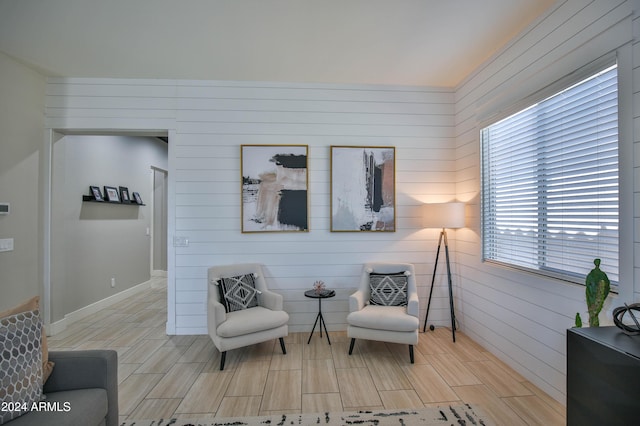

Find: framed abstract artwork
<box><xmin>241</xmin><ymin>145</ymin><xmax>309</xmax><ymax>233</ymax></box>
<box><xmin>330</xmin><ymin>146</ymin><xmax>396</xmax><ymax>232</ymax></box>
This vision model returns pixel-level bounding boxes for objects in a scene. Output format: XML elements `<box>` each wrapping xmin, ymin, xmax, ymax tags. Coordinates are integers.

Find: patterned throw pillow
<box><xmin>217</xmin><ymin>273</ymin><xmax>260</xmax><ymax>312</ymax></box>
<box><xmin>369</xmin><ymin>272</ymin><xmax>408</xmax><ymax>306</ymax></box>
<box><xmin>0</xmin><ymin>309</ymin><xmax>44</xmax><ymax>424</ymax></box>
<box><xmin>0</xmin><ymin>296</ymin><xmax>54</xmax><ymax>383</ymax></box>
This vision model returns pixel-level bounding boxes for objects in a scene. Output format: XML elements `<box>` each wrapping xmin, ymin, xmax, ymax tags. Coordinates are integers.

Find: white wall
<box><xmin>170</xmin><ymin>83</ymin><xmax>460</xmax><ymax>335</ymax></box>
<box><xmin>0</xmin><ymin>51</ymin><xmax>45</xmax><ymax>312</ymax></box>
<box><xmin>453</xmin><ymin>0</ymin><xmax>638</xmax><ymax>404</ymax></box>
<box><xmin>49</xmin><ymin>135</ymin><xmax>168</xmax><ymax>323</ymax></box>
<box><xmin>45</xmin><ymin>80</ymin><xmax>458</xmax><ymax>336</ymax></box>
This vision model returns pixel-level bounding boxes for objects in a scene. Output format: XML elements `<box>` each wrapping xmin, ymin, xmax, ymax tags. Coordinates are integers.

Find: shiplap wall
<box><xmin>45</xmin><ymin>80</ymin><xmax>459</xmax><ymax>336</ymax></box>
<box><xmin>453</xmin><ymin>0</ymin><xmax>637</xmax><ymax>404</ymax></box>
<box><xmin>633</xmin><ymin>2</ymin><xmax>640</xmax><ymax>305</ymax></box>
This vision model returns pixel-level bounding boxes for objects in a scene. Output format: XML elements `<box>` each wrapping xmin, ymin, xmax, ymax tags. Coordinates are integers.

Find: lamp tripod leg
<box><xmin>423</xmin><ymin>230</ymin><xmax>444</xmax><ymax>332</ymax></box>
<box><xmin>443</xmin><ymin>230</ymin><xmax>456</xmax><ymax>342</ymax></box>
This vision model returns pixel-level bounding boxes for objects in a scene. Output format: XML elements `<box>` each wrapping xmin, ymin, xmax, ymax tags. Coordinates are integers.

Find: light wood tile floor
<box><xmin>48</xmin><ymin>281</ymin><xmax>566</xmax><ymax>425</ymax></box>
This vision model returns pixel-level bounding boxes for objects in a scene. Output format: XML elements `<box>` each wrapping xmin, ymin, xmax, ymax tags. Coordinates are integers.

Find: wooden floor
<box><xmin>47</xmin><ymin>280</ymin><xmax>565</xmax><ymax>425</ymax></box>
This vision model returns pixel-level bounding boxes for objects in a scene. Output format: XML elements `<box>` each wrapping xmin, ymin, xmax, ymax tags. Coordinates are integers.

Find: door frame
<box><xmin>150</xmin><ymin>165</ymin><xmax>168</xmax><ymax>278</ymax></box>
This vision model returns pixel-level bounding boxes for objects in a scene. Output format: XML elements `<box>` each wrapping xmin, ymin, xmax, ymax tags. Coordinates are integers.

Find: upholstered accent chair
<box><xmin>207</xmin><ymin>263</ymin><xmax>289</xmax><ymax>370</ymax></box>
<box><xmin>347</xmin><ymin>262</ymin><xmax>420</xmax><ymax>363</ymax></box>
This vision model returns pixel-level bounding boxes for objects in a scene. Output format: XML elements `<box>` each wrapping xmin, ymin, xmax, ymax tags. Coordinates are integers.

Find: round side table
<box><xmin>304</xmin><ymin>289</ymin><xmax>335</xmax><ymax>344</ymax></box>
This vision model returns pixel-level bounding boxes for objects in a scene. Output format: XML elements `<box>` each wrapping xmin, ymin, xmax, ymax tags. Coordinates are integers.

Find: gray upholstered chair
<box><xmin>207</xmin><ymin>263</ymin><xmax>289</xmax><ymax>370</ymax></box>
<box><xmin>347</xmin><ymin>262</ymin><xmax>420</xmax><ymax>363</ymax></box>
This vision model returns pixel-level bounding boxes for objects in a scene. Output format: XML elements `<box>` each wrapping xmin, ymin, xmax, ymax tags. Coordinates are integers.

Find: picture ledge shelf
<box><xmin>82</xmin><ymin>195</ymin><xmax>145</xmax><ymax>206</ymax></box>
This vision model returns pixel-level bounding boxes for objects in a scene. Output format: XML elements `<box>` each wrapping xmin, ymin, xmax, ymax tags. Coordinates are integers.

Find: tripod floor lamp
<box><xmin>422</xmin><ymin>202</ymin><xmax>465</xmax><ymax>342</ymax></box>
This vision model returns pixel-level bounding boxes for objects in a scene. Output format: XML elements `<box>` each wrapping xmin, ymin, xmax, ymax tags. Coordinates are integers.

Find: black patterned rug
<box><xmin>119</xmin><ymin>404</ymin><xmax>490</xmax><ymax>425</ymax></box>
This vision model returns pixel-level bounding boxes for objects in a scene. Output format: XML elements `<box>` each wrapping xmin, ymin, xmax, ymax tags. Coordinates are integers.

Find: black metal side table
<box><xmin>305</xmin><ymin>289</ymin><xmax>335</xmax><ymax>344</ymax></box>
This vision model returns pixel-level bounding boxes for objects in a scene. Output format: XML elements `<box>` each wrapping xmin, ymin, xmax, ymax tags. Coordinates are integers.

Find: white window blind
<box><xmin>481</xmin><ymin>64</ymin><xmax>619</xmax><ymax>285</ymax></box>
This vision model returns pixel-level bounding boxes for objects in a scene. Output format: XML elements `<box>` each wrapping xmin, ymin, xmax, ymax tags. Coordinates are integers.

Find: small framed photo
<box><xmin>104</xmin><ymin>186</ymin><xmax>121</xmax><ymax>203</ymax></box>
<box><xmin>119</xmin><ymin>186</ymin><xmax>130</xmax><ymax>203</ymax></box>
<box><xmin>132</xmin><ymin>192</ymin><xmax>143</xmax><ymax>205</ymax></box>
<box><xmin>90</xmin><ymin>185</ymin><xmax>104</xmax><ymax>202</ymax></box>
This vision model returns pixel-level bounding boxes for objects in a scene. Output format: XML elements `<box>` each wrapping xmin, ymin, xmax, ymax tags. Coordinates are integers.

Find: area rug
<box><xmin>119</xmin><ymin>404</ymin><xmax>490</xmax><ymax>425</ymax></box>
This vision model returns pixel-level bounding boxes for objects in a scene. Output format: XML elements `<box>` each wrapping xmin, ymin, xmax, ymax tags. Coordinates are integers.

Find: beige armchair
<box><xmin>207</xmin><ymin>263</ymin><xmax>289</xmax><ymax>370</ymax></box>
<box><xmin>347</xmin><ymin>262</ymin><xmax>420</xmax><ymax>363</ymax></box>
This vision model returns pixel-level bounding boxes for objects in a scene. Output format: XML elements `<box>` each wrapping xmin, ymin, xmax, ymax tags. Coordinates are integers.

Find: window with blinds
<box><xmin>481</xmin><ymin>63</ymin><xmax>619</xmax><ymax>285</ymax></box>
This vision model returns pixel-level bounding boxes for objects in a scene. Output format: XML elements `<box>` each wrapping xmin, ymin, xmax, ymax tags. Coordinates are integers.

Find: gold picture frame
<box><xmin>330</xmin><ymin>146</ymin><xmax>396</xmax><ymax>232</ymax></box>
<box><xmin>241</xmin><ymin>144</ymin><xmax>309</xmax><ymax>233</ymax></box>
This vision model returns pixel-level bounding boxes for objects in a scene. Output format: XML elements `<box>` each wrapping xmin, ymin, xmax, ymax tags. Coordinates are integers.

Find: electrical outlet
<box><xmin>111</xmin><ymin>277</ymin><xmax>116</xmax><ymax>288</ymax></box>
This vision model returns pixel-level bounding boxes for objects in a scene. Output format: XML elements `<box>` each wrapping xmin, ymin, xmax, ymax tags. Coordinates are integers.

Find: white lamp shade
<box><xmin>423</xmin><ymin>202</ymin><xmax>465</xmax><ymax>229</ymax></box>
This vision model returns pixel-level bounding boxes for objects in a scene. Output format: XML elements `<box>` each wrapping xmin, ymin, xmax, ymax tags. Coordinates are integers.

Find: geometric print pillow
<box><xmin>217</xmin><ymin>273</ymin><xmax>260</xmax><ymax>313</ymax></box>
<box><xmin>0</xmin><ymin>309</ymin><xmax>44</xmax><ymax>424</ymax></box>
<box><xmin>369</xmin><ymin>272</ymin><xmax>408</xmax><ymax>307</ymax></box>
<box><xmin>0</xmin><ymin>296</ymin><xmax>54</xmax><ymax>384</ymax></box>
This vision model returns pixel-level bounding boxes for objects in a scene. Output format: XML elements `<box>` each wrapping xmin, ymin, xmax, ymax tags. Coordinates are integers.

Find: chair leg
<box><xmin>409</xmin><ymin>345</ymin><xmax>414</xmax><ymax>364</ymax></box>
<box><xmin>348</xmin><ymin>338</ymin><xmax>356</xmax><ymax>355</ymax></box>
<box><xmin>279</xmin><ymin>337</ymin><xmax>287</xmax><ymax>354</ymax></box>
<box><xmin>219</xmin><ymin>351</ymin><xmax>226</xmax><ymax>371</ymax></box>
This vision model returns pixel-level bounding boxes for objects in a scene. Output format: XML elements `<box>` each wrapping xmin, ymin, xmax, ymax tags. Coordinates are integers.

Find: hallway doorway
<box><xmin>44</xmin><ymin>132</ymin><xmax>168</xmax><ymax>332</ymax></box>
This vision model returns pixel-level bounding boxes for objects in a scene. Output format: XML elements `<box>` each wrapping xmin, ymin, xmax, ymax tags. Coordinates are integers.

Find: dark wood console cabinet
<box><xmin>567</xmin><ymin>326</ymin><xmax>640</xmax><ymax>425</ymax></box>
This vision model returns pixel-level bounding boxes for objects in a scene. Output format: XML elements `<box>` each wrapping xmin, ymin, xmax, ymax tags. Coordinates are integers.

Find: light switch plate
<box><xmin>173</xmin><ymin>236</ymin><xmax>189</xmax><ymax>247</ymax></box>
<box><xmin>0</xmin><ymin>238</ymin><xmax>14</xmax><ymax>252</ymax></box>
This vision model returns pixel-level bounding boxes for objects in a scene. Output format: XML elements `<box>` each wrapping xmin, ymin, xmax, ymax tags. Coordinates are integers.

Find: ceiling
<box><xmin>0</xmin><ymin>0</ymin><xmax>556</xmax><ymax>87</ymax></box>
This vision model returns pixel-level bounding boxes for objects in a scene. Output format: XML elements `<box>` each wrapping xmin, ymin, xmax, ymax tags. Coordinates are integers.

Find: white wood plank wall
<box><xmin>172</xmin><ymin>82</ymin><xmax>458</xmax><ymax>336</ymax></box>
<box><xmin>453</xmin><ymin>0</ymin><xmax>637</xmax><ymax>404</ymax></box>
<box><xmin>45</xmin><ymin>79</ymin><xmax>458</xmax><ymax>337</ymax></box>
<box><xmin>633</xmin><ymin>2</ymin><xmax>640</xmax><ymax>304</ymax></box>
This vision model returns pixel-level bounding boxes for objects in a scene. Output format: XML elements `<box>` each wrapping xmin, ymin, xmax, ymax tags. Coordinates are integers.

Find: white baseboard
<box><xmin>47</xmin><ymin>280</ymin><xmax>153</xmax><ymax>336</ymax></box>
<box><xmin>152</xmin><ymin>270</ymin><xmax>167</xmax><ymax>278</ymax></box>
